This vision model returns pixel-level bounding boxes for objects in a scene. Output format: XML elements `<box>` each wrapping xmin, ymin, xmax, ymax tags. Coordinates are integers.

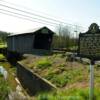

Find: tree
<box><xmin>52</xmin><ymin>25</ymin><xmax>71</xmax><ymax>49</ymax></box>
<box><xmin>0</xmin><ymin>31</ymin><xmax>11</xmax><ymax>43</ymax></box>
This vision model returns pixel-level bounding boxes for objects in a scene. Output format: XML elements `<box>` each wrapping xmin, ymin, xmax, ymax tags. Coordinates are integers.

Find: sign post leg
<box><xmin>89</xmin><ymin>61</ymin><xmax>94</xmax><ymax>100</ymax></box>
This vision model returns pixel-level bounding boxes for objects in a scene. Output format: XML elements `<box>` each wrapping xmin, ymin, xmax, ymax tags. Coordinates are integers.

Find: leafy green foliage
<box><xmin>45</xmin><ymin>67</ymin><xmax>84</xmax><ymax>88</ymax></box>
<box><xmin>20</xmin><ymin>53</ymin><xmax>100</xmax><ymax>99</ymax></box>
<box><xmin>0</xmin><ymin>75</ymin><xmax>10</xmax><ymax>100</ymax></box>
<box><xmin>52</xmin><ymin>25</ymin><xmax>78</xmax><ymax>50</ymax></box>
<box><xmin>0</xmin><ymin>31</ymin><xmax>11</xmax><ymax>43</ymax></box>
<box><xmin>46</xmin><ymin>72</ymin><xmax>71</xmax><ymax>87</ymax></box>
<box><xmin>36</xmin><ymin>58</ymin><xmax>52</xmax><ymax>69</ymax></box>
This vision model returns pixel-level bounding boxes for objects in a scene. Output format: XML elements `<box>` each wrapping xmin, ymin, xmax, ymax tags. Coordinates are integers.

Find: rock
<box><xmin>8</xmin><ymin>90</ymin><xmax>28</xmax><ymax>100</ymax></box>
<box><xmin>16</xmin><ymin>85</ymin><xmax>22</xmax><ymax>92</ymax></box>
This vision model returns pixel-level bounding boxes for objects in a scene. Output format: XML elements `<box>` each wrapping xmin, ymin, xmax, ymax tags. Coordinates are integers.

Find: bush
<box><xmin>45</xmin><ymin>73</ymin><xmax>55</xmax><ymax>80</ymax></box>
<box><xmin>50</xmin><ymin>73</ymin><xmax>71</xmax><ymax>87</ymax></box>
<box><xmin>36</xmin><ymin>58</ymin><xmax>52</xmax><ymax>69</ymax></box>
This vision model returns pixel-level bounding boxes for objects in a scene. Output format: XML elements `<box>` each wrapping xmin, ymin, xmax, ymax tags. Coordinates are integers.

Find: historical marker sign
<box><xmin>77</xmin><ymin>23</ymin><xmax>100</xmax><ymax>100</ymax></box>
<box><xmin>78</xmin><ymin>23</ymin><xmax>100</xmax><ymax>61</ymax></box>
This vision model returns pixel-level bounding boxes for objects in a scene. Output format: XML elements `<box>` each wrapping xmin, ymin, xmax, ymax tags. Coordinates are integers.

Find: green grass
<box><xmin>20</xmin><ymin>53</ymin><xmax>100</xmax><ymax>99</ymax></box>
<box><xmin>45</xmin><ymin>72</ymin><xmax>71</xmax><ymax>87</ymax></box>
<box><xmin>36</xmin><ymin>88</ymin><xmax>100</xmax><ymax>100</ymax></box>
<box><xmin>0</xmin><ymin>75</ymin><xmax>10</xmax><ymax>100</ymax></box>
<box><xmin>0</xmin><ymin>53</ymin><xmax>17</xmax><ymax>91</ymax></box>
<box><xmin>0</xmin><ymin>54</ymin><xmax>5</xmax><ymax>59</ymax></box>
<box><xmin>0</xmin><ymin>43</ymin><xmax>6</xmax><ymax>48</ymax></box>
<box><xmin>44</xmin><ymin>66</ymin><xmax>87</xmax><ymax>87</ymax></box>
<box><xmin>0</xmin><ymin>62</ymin><xmax>17</xmax><ymax>91</ymax></box>
<box><xmin>22</xmin><ymin>53</ymin><xmax>89</xmax><ymax>88</ymax></box>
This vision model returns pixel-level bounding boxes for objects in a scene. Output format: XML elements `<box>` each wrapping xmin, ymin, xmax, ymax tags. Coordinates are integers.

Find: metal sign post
<box><xmin>89</xmin><ymin>60</ymin><xmax>95</xmax><ymax>100</ymax></box>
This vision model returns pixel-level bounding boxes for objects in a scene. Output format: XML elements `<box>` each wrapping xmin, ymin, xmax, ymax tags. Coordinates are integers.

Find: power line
<box><xmin>0</xmin><ymin>0</ymin><xmax>84</xmax><ymax>28</ymax></box>
<box><xmin>0</xmin><ymin>3</ymin><xmax>62</xmax><ymax>25</ymax></box>
<box><xmin>0</xmin><ymin>9</ymin><xmax>85</xmax><ymax>34</ymax></box>
<box><xmin>0</xmin><ymin>3</ymin><xmax>63</xmax><ymax>24</ymax></box>
<box><xmin>0</xmin><ymin>0</ymin><xmax>86</xmax><ymax>33</ymax></box>
<box><xmin>0</xmin><ymin>9</ymin><xmax>57</xmax><ymax>27</ymax></box>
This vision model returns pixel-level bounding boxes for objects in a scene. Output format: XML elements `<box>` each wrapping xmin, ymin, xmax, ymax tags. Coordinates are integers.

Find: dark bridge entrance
<box><xmin>34</xmin><ymin>33</ymin><xmax>52</xmax><ymax>50</ymax></box>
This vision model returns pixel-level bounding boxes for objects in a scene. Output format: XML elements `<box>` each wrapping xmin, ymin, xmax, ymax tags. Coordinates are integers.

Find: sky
<box><xmin>0</xmin><ymin>0</ymin><xmax>99</xmax><ymax>33</ymax></box>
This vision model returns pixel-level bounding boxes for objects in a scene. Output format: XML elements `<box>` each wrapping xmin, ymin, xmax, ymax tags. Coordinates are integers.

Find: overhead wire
<box><xmin>0</xmin><ymin>0</ymin><xmax>86</xmax><ymax>34</ymax></box>
<box><xmin>0</xmin><ymin>9</ymin><xmax>57</xmax><ymax>27</ymax></box>
<box><xmin>0</xmin><ymin>0</ymin><xmax>84</xmax><ymax>29</ymax></box>
<box><xmin>0</xmin><ymin>3</ymin><xmax>62</xmax><ymax>26</ymax></box>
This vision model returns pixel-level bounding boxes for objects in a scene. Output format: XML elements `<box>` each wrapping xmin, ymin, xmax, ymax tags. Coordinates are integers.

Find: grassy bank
<box><xmin>0</xmin><ymin>54</ymin><xmax>17</xmax><ymax>91</ymax></box>
<box><xmin>20</xmin><ymin>53</ymin><xmax>100</xmax><ymax>99</ymax></box>
<box><xmin>21</xmin><ymin>53</ymin><xmax>89</xmax><ymax>88</ymax></box>
<box><xmin>0</xmin><ymin>74</ymin><xmax>10</xmax><ymax>100</ymax></box>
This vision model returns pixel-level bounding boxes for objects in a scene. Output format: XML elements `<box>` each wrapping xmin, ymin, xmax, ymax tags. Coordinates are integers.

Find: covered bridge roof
<box><xmin>8</xmin><ymin>26</ymin><xmax>55</xmax><ymax>37</ymax></box>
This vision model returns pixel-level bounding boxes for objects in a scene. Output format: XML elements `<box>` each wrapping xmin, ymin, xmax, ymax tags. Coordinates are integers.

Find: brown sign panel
<box><xmin>78</xmin><ymin>23</ymin><xmax>100</xmax><ymax>60</ymax></box>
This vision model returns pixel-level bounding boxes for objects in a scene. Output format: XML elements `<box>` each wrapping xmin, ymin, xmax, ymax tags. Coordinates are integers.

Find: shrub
<box><xmin>45</xmin><ymin>73</ymin><xmax>55</xmax><ymax>80</ymax></box>
<box><xmin>50</xmin><ymin>73</ymin><xmax>70</xmax><ymax>87</ymax></box>
<box><xmin>36</xmin><ymin>58</ymin><xmax>52</xmax><ymax>69</ymax></box>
